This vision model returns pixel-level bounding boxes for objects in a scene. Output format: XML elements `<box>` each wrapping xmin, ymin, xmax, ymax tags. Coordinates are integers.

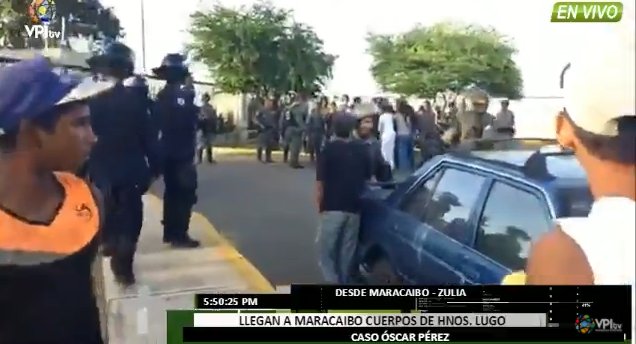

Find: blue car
<box><xmin>355</xmin><ymin>139</ymin><xmax>593</xmax><ymax>285</ymax></box>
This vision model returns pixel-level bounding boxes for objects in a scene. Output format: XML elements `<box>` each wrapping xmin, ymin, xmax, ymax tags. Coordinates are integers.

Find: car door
<box><xmin>460</xmin><ymin>179</ymin><xmax>553</xmax><ymax>284</ymax></box>
<box><xmin>393</xmin><ymin>165</ymin><xmax>490</xmax><ymax>284</ymax></box>
<box><xmin>412</xmin><ymin>167</ymin><xmax>490</xmax><ymax>284</ymax></box>
<box><xmin>386</xmin><ymin>167</ymin><xmax>444</xmax><ymax>283</ymax></box>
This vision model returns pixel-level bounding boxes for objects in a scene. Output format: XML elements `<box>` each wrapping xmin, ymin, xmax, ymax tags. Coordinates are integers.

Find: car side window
<box><xmin>422</xmin><ymin>169</ymin><xmax>487</xmax><ymax>244</ymax></box>
<box><xmin>400</xmin><ymin>170</ymin><xmax>442</xmax><ymax>221</ymax></box>
<box><xmin>474</xmin><ymin>182</ymin><xmax>552</xmax><ymax>271</ymax></box>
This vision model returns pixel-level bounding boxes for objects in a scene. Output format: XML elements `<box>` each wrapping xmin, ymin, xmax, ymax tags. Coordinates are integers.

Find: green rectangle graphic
<box><xmin>551</xmin><ymin>2</ymin><xmax>623</xmax><ymax>22</ymax></box>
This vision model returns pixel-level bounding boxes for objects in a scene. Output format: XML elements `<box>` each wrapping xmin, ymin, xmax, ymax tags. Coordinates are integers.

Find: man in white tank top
<box><xmin>525</xmin><ymin>17</ymin><xmax>635</xmax><ymax>289</ymax></box>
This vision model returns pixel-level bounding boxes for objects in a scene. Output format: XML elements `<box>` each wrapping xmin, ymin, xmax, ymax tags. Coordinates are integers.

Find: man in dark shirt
<box><xmin>315</xmin><ymin>114</ymin><xmax>371</xmax><ymax>284</ymax></box>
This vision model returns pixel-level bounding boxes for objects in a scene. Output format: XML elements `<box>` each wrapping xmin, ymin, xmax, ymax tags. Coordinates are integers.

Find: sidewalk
<box><xmin>102</xmin><ymin>195</ymin><xmax>274</xmax><ymax>344</ymax></box>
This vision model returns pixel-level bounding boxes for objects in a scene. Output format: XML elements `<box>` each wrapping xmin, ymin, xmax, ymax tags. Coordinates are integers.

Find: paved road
<box><xmin>153</xmin><ymin>154</ymin><xmax>323</xmax><ymax>286</ymax></box>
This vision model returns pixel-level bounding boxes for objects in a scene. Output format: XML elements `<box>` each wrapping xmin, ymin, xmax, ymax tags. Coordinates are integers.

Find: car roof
<box><xmin>436</xmin><ymin>139</ymin><xmax>588</xmax><ymax>186</ymax></box>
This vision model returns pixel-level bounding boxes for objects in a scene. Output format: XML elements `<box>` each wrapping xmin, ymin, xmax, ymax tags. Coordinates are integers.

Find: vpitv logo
<box><xmin>576</xmin><ymin>314</ymin><xmax>623</xmax><ymax>334</ymax></box>
<box><xmin>24</xmin><ymin>0</ymin><xmax>61</xmax><ymax>39</ymax></box>
<box><xmin>594</xmin><ymin>318</ymin><xmax>623</xmax><ymax>332</ymax></box>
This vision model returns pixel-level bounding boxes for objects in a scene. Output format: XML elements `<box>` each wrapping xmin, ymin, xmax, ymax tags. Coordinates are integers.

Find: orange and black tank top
<box><xmin>0</xmin><ymin>172</ymin><xmax>102</xmax><ymax>344</ymax></box>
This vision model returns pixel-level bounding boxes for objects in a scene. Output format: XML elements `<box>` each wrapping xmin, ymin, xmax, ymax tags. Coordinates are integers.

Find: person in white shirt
<box><xmin>377</xmin><ymin>102</ymin><xmax>396</xmax><ymax>170</ymax></box>
<box><xmin>526</xmin><ymin>18</ymin><xmax>635</xmax><ymax>286</ymax></box>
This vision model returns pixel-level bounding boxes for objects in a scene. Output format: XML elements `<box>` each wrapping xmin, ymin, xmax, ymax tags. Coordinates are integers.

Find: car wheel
<box><xmin>368</xmin><ymin>257</ymin><xmax>402</xmax><ymax>285</ymax></box>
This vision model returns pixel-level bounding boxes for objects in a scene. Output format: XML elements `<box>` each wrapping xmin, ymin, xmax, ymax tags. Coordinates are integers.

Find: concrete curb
<box><xmin>213</xmin><ymin>146</ymin><xmax>422</xmax><ymax>156</ymax></box>
<box><xmin>213</xmin><ymin>147</ymin><xmax>309</xmax><ymax>157</ymax></box>
<box><xmin>146</xmin><ymin>194</ymin><xmax>275</xmax><ymax>292</ymax></box>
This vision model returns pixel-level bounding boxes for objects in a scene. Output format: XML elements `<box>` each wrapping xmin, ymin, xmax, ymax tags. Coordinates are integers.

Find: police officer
<box><xmin>283</xmin><ymin>92</ymin><xmax>309</xmax><ymax>169</ymax></box>
<box><xmin>278</xmin><ymin>96</ymin><xmax>291</xmax><ymax>162</ymax></box>
<box><xmin>254</xmin><ymin>96</ymin><xmax>277</xmax><ymax>163</ymax></box>
<box><xmin>152</xmin><ymin>53</ymin><xmax>201</xmax><ymax>248</ymax></box>
<box><xmin>86</xmin><ymin>42</ymin><xmax>161</xmax><ymax>285</ymax></box>
<box><xmin>306</xmin><ymin>97</ymin><xmax>328</xmax><ymax>163</ymax></box>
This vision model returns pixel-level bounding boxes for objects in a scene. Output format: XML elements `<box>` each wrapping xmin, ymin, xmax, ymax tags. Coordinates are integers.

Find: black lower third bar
<box><xmin>182</xmin><ymin>326</ymin><xmax>626</xmax><ymax>342</ymax></box>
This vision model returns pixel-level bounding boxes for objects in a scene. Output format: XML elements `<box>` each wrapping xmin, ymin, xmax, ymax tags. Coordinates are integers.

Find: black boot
<box><xmin>257</xmin><ymin>147</ymin><xmax>263</xmax><ymax>162</ymax></box>
<box><xmin>206</xmin><ymin>147</ymin><xmax>214</xmax><ymax>163</ymax></box>
<box><xmin>110</xmin><ymin>239</ymin><xmax>136</xmax><ymax>286</ymax></box>
<box><xmin>283</xmin><ymin>148</ymin><xmax>289</xmax><ymax>163</ymax></box>
<box><xmin>265</xmin><ymin>149</ymin><xmax>274</xmax><ymax>163</ymax></box>
<box><xmin>170</xmin><ymin>236</ymin><xmax>201</xmax><ymax>248</ymax></box>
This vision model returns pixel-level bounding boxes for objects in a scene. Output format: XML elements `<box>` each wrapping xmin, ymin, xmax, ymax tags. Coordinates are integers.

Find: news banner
<box><xmin>168</xmin><ymin>285</ymin><xmax>633</xmax><ymax>343</ymax></box>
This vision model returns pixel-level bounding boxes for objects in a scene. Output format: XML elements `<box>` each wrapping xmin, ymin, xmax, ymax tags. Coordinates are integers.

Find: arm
<box><xmin>315</xmin><ymin>146</ymin><xmax>327</xmax><ymax>211</ymax></box>
<box><xmin>253</xmin><ymin>111</ymin><xmax>265</xmax><ymax>128</ymax></box>
<box><xmin>87</xmin><ymin>184</ymin><xmax>108</xmax><ymax>343</ymax></box>
<box><xmin>298</xmin><ymin>104</ymin><xmax>309</xmax><ymax>131</ymax></box>
<box><xmin>525</xmin><ymin>227</ymin><xmax>594</xmax><ymax>285</ymax></box>
<box><xmin>141</xmin><ymin>99</ymin><xmax>162</xmax><ymax>179</ymax></box>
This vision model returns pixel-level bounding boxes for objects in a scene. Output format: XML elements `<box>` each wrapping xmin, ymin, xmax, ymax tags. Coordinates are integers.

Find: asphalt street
<box><xmin>153</xmin><ymin>154</ymin><xmax>323</xmax><ymax>286</ymax></box>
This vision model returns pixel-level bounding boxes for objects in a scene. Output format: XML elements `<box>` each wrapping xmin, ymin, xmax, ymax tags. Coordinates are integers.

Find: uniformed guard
<box><xmin>278</xmin><ymin>95</ymin><xmax>292</xmax><ymax>162</ymax></box>
<box><xmin>152</xmin><ymin>53</ymin><xmax>201</xmax><ymax>248</ymax></box>
<box><xmin>0</xmin><ymin>56</ymin><xmax>112</xmax><ymax>343</ymax></box>
<box><xmin>254</xmin><ymin>96</ymin><xmax>277</xmax><ymax>163</ymax></box>
<box><xmin>86</xmin><ymin>42</ymin><xmax>161</xmax><ymax>285</ymax></box>
<box><xmin>284</xmin><ymin>92</ymin><xmax>309</xmax><ymax>169</ymax></box>
<box><xmin>306</xmin><ymin>96</ymin><xmax>328</xmax><ymax>163</ymax></box>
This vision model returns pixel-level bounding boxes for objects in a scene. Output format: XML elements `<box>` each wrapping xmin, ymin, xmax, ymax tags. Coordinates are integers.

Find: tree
<box><xmin>187</xmin><ymin>1</ymin><xmax>335</xmax><ymax>96</ymax></box>
<box><xmin>367</xmin><ymin>22</ymin><xmax>523</xmax><ymax>99</ymax></box>
<box><xmin>0</xmin><ymin>0</ymin><xmax>123</xmax><ymax>49</ymax></box>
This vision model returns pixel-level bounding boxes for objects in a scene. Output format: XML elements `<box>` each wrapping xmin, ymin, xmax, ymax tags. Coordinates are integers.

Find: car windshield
<box><xmin>557</xmin><ymin>186</ymin><xmax>594</xmax><ymax>217</ymax></box>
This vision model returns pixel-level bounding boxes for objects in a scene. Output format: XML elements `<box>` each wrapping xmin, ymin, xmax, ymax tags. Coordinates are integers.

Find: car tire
<box><xmin>368</xmin><ymin>257</ymin><xmax>402</xmax><ymax>285</ymax></box>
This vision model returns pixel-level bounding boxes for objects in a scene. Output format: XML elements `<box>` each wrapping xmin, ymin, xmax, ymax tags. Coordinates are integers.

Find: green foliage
<box><xmin>187</xmin><ymin>1</ymin><xmax>335</xmax><ymax>96</ymax></box>
<box><xmin>0</xmin><ymin>0</ymin><xmax>122</xmax><ymax>49</ymax></box>
<box><xmin>367</xmin><ymin>22</ymin><xmax>523</xmax><ymax>99</ymax></box>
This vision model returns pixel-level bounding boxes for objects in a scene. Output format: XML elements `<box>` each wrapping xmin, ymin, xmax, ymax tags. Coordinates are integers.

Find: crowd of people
<box><xmin>250</xmin><ymin>90</ymin><xmax>517</xmax><ymax>175</ymax></box>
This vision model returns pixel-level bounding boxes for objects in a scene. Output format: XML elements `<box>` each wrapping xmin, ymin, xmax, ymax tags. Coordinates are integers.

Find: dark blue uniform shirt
<box><xmin>88</xmin><ymin>82</ymin><xmax>160</xmax><ymax>188</ymax></box>
<box><xmin>154</xmin><ymin>84</ymin><xmax>199</xmax><ymax>161</ymax></box>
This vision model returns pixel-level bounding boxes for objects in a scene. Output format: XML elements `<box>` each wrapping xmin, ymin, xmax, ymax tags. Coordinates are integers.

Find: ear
<box><xmin>18</xmin><ymin>121</ymin><xmax>45</xmax><ymax>149</ymax></box>
<box><xmin>555</xmin><ymin>111</ymin><xmax>576</xmax><ymax>150</ymax></box>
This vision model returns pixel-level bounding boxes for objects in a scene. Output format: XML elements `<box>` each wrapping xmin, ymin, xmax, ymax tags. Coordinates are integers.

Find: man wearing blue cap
<box><xmin>86</xmin><ymin>42</ymin><xmax>161</xmax><ymax>286</ymax></box>
<box><xmin>0</xmin><ymin>57</ymin><xmax>112</xmax><ymax>343</ymax></box>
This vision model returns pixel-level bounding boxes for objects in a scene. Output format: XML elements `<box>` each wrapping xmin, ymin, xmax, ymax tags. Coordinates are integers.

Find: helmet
<box><xmin>460</xmin><ymin>86</ymin><xmax>489</xmax><ymax>104</ymax></box>
<box><xmin>86</xmin><ymin>40</ymin><xmax>135</xmax><ymax>75</ymax></box>
<box><xmin>459</xmin><ymin>86</ymin><xmax>489</xmax><ymax>112</ymax></box>
<box><xmin>152</xmin><ymin>53</ymin><xmax>189</xmax><ymax>79</ymax></box>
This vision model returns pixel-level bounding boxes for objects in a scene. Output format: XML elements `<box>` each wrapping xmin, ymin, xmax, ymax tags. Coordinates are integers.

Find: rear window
<box><xmin>557</xmin><ymin>187</ymin><xmax>594</xmax><ymax>217</ymax></box>
<box><xmin>545</xmin><ymin>155</ymin><xmax>588</xmax><ymax>179</ymax></box>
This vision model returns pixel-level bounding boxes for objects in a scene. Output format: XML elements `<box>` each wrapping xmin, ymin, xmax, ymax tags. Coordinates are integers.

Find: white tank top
<box><xmin>378</xmin><ymin>113</ymin><xmax>396</xmax><ymax>136</ymax></box>
<box><xmin>557</xmin><ymin>197</ymin><xmax>635</xmax><ymax>285</ymax></box>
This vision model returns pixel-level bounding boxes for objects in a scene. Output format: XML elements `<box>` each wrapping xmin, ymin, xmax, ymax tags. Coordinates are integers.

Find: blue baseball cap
<box><xmin>0</xmin><ymin>56</ymin><xmax>113</xmax><ymax>136</ymax></box>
